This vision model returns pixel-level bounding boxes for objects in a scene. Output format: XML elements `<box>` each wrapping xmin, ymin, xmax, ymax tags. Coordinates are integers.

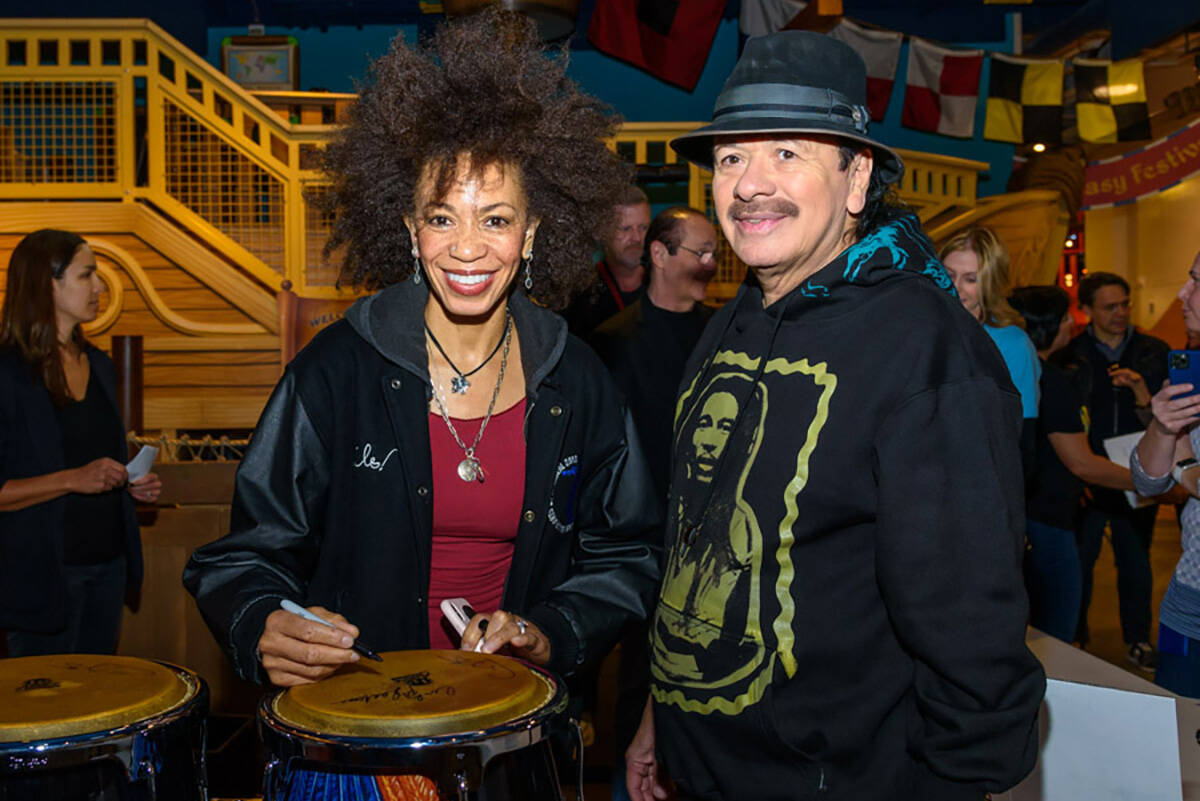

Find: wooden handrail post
<box><xmin>111</xmin><ymin>334</ymin><xmax>144</xmax><ymax>442</ymax></box>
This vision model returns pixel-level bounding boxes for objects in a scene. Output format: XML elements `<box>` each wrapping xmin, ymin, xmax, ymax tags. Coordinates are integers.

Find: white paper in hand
<box><xmin>125</xmin><ymin>446</ymin><xmax>159</xmax><ymax>482</ymax></box>
<box><xmin>1101</xmin><ymin>432</ymin><xmax>1154</xmax><ymax>508</ymax></box>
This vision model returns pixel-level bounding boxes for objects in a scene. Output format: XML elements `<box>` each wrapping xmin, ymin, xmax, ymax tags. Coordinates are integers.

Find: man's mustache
<box><xmin>727</xmin><ymin>199</ymin><xmax>799</xmax><ymax>221</ymax></box>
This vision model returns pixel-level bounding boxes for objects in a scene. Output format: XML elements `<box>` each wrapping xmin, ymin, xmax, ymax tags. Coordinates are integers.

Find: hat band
<box><xmin>714</xmin><ymin>83</ymin><xmax>869</xmax><ymax>134</ymax></box>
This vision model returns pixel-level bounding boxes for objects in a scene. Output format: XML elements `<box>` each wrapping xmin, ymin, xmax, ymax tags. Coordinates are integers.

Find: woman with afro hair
<box><xmin>185</xmin><ymin>3</ymin><xmax>660</xmax><ymax>746</ymax></box>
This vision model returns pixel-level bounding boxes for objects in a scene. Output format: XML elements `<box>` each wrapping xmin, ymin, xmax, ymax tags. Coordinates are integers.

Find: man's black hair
<box><xmin>1009</xmin><ymin>285</ymin><xmax>1070</xmax><ymax>352</ymax></box>
<box><xmin>642</xmin><ymin>206</ymin><xmax>707</xmax><ymax>271</ymax></box>
<box><xmin>1077</xmin><ymin>271</ymin><xmax>1130</xmax><ymax>309</ymax></box>
<box><xmin>836</xmin><ymin>143</ymin><xmax>907</xmax><ymax>241</ymax></box>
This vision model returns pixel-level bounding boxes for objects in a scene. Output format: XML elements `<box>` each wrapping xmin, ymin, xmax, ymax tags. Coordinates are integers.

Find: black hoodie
<box><xmin>650</xmin><ymin>212</ymin><xmax>1045</xmax><ymax>800</ymax></box>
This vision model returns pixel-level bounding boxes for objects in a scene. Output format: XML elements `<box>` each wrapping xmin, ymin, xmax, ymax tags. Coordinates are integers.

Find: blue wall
<box><xmin>206</xmin><ymin>19</ymin><xmax>739</xmax><ymax>120</ymax></box>
<box><xmin>207</xmin><ymin>18</ymin><xmax>1015</xmax><ymax>196</ymax></box>
<box><xmin>566</xmin><ymin>20</ymin><xmax>738</xmax><ymax>122</ymax></box>
<box><xmin>206</xmin><ymin>25</ymin><xmax>413</xmax><ymax>92</ymax></box>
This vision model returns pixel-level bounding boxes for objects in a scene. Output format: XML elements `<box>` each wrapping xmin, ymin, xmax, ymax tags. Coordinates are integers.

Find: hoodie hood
<box><xmin>751</xmin><ymin>209</ymin><xmax>955</xmax><ymax>320</ymax></box>
<box><xmin>343</xmin><ymin>276</ymin><xmax>569</xmax><ymax>393</ymax></box>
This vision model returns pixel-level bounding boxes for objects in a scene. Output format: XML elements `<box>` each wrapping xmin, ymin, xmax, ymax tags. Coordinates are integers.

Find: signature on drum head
<box><xmin>433</xmin><ymin>652</ymin><xmax>518</xmax><ymax>679</ymax></box>
<box><xmin>16</xmin><ymin>677</ymin><xmax>60</xmax><ymax>693</ymax></box>
<box><xmin>332</xmin><ymin>671</ymin><xmax>458</xmax><ymax>706</ymax></box>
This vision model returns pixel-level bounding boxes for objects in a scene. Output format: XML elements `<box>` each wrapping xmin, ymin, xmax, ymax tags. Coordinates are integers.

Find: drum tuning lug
<box><xmin>262</xmin><ymin>757</ymin><xmax>286</xmax><ymax>801</ymax></box>
<box><xmin>455</xmin><ymin>769</ymin><xmax>470</xmax><ymax>801</ymax></box>
<box><xmin>136</xmin><ymin>758</ymin><xmax>159</xmax><ymax>801</ymax></box>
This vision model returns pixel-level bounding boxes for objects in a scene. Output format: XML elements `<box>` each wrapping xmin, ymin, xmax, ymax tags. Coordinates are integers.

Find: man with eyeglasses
<box><xmin>592</xmin><ymin>206</ymin><xmax>718</xmax><ymax>498</ymax></box>
<box><xmin>590</xmin><ymin>205</ymin><xmax>717</xmax><ymax>801</ymax></box>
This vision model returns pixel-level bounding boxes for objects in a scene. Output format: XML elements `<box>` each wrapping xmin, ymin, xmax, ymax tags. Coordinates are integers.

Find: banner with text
<box><xmin>1082</xmin><ymin>119</ymin><xmax>1200</xmax><ymax>209</ymax></box>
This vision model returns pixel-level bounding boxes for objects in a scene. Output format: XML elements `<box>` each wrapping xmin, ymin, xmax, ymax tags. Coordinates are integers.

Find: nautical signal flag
<box><xmin>984</xmin><ymin>54</ymin><xmax>1064</xmax><ymax>145</ymax></box>
<box><xmin>829</xmin><ymin>19</ymin><xmax>903</xmax><ymax>121</ymax></box>
<box><xmin>901</xmin><ymin>38</ymin><xmax>984</xmax><ymax>138</ymax></box>
<box><xmin>587</xmin><ymin>0</ymin><xmax>725</xmax><ymax>91</ymax></box>
<box><xmin>1074</xmin><ymin>58</ymin><xmax>1151</xmax><ymax>143</ymax></box>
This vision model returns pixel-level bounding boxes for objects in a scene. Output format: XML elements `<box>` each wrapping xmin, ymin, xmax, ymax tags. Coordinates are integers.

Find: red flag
<box><xmin>829</xmin><ymin>19</ymin><xmax>902</xmax><ymax>121</ymax></box>
<box><xmin>901</xmin><ymin>38</ymin><xmax>983</xmax><ymax>138</ymax></box>
<box><xmin>587</xmin><ymin>0</ymin><xmax>725</xmax><ymax>91</ymax></box>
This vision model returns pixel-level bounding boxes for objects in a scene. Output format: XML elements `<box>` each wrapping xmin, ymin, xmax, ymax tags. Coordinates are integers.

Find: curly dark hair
<box><xmin>320</xmin><ymin>8</ymin><xmax>633</xmax><ymax>309</ymax></box>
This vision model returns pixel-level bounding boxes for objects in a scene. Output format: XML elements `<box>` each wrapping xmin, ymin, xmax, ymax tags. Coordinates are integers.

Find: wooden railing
<box><xmin>0</xmin><ymin>18</ymin><xmax>340</xmax><ymax>298</ymax></box>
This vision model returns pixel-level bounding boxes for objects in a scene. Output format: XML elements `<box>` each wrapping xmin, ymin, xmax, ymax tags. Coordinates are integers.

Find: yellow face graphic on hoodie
<box><xmin>652</xmin><ymin>349</ymin><xmax>836</xmax><ymax>716</ymax></box>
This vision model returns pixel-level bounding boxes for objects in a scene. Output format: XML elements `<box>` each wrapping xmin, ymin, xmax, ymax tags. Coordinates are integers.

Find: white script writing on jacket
<box><xmin>353</xmin><ymin>443</ymin><xmax>398</xmax><ymax>471</ymax></box>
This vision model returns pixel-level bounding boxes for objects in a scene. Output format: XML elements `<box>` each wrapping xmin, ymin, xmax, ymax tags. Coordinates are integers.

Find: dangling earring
<box><xmin>412</xmin><ymin>246</ymin><xmax>422</xmax><ymax>284</ymax></box>
<box><xmin>523</xmin><ymin>250</ymin><xmax>533</xmax><ymax>291</ymax></box>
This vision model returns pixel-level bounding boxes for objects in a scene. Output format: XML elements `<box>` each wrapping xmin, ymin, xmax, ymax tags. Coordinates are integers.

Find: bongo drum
<box><xmin>0</xmin><ymin>654</ymin><xmax>209</xmax><ymax>801</ymax></box>
<box><xmin>259</xmin><ymin>650</ymin><xmax>570</xmax><ymax>801</ymax></box>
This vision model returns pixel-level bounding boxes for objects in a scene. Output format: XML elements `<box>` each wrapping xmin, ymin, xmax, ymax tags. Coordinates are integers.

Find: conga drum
<box><xmin>259</xmin><ymin>650</ymin><xmax>571</xmax><ymax>801</ymax></box>
<box><xmin>0</xmin><ymin>654</ymin><xmax>209</xmax><ymax>800</ymax></box>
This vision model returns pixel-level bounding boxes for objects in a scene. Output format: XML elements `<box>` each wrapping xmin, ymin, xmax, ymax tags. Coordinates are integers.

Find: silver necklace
<box><xmin>424</xmin><ymin>315</ymin><xmax>509</xmax><ymax>394</ymax></box>
<box><xmin>428</xmin><ymin>310</ymin><xmax>512</xmax><ymax>483</ymax></box>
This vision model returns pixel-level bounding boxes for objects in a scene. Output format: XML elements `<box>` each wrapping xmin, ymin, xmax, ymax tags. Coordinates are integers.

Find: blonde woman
<box><xmin>941</xmin><ymin>228</ymin><xmax>1041</xmax><ymax>464</ymax></box>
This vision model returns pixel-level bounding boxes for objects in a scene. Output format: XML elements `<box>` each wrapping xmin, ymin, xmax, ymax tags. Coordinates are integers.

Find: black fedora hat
<box><xmin>671</xmin><ymin>30</ymin><xmax>904</xmax><ymax>183</ymax></box>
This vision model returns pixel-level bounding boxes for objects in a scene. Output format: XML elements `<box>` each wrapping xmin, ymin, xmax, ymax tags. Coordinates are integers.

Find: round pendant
<box><xmin>457</xmin><ymin>457</ymin><xmax>482</xmax><ymax>482</ymax></box>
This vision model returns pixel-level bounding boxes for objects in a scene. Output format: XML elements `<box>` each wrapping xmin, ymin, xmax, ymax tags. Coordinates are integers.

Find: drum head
<box><xmin>272</xmin><ymin>651</ymin><xmax>557</xmax><ymax>739</ymax></box>
<box><xmin>0</xmin><ymin>655</ymin><xmax>194</xmax><ymax>743</ymax></box>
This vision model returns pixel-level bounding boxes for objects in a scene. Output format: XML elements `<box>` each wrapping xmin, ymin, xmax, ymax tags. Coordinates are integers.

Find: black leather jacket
<box><xmin>183</xmin><ymin>280</ymin><xmax>662</xmax><ymax>684</ymax></box>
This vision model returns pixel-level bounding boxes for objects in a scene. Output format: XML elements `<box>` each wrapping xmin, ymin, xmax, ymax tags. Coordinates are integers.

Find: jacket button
<box><xmin>417</xmin><ymin>485</ymin><xmax>429</xmax><ymax>497</ymax></box>
<box><xmin>523</xmin><ymin>510</ymin><xmax>536</xmax><ymax>523</ymax></box>
<box><xmin>416</xmin><ymin>596</ymin><xmax>424</xmax><ymax>605</ymax></box>
<box><xmin>549</xmin><ymin>405</ymin><xmax>562</xmax><ymax>417</ymax></box>
<box><xmin>390</xmin><ymin>378</ymin><xmax>402</xmax><ymax>390</ymax></box>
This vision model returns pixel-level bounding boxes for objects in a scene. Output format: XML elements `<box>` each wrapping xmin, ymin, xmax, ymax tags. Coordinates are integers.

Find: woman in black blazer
<box><xmin>0</xmin><ymin>229</ymin><xmax>160</xmax><ymax>656</ymax></box>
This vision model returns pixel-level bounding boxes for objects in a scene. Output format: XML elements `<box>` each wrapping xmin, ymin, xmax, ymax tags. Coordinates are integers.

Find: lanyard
<box><xmin>597</xmin><ymin>261</ymin><xmax>628</xmax><ymax>311</ymax></box>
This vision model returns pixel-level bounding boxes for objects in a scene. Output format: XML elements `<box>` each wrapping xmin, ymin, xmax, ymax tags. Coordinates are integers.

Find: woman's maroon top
<box><xmin>426</xmin><ymin>398</ymin><xmax>526</xmax><ymax>650</ymax></box>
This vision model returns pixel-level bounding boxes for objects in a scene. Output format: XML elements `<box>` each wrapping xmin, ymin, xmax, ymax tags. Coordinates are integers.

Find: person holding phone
<box><xmin>1</xmin><ymin>229</ymin><xmax>161</xmax><ymax>656</ymax></box>
<box><xmin>1130</xmin><ymin>251</ymin><xmax>1200</xmax><ymax>698</ymax></box>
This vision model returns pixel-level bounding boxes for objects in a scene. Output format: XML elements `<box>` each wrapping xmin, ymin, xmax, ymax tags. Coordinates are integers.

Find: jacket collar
<box><xmin>344</xmin><ymin>276</ymin><xmax>568</xmax><ymax>393</ymax></box>
<box><xmin>733</xmin><ymin>209</ymin><xmax>954</xmax><ymax>322</ymax></box>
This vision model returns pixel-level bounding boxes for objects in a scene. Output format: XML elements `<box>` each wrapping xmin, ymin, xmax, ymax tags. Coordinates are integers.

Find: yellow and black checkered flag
<box><xmin>984</xmin><ymin>53</ymin><xmax>1064</xmax><ymax>145</ymax></box>
<box><xmin>1074</xmin><ymin>58</ymin><xmax>1151</xmax><ymax>143</ymax></box>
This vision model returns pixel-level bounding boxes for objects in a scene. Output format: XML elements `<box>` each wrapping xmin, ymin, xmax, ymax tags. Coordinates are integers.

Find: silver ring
<box><xmin>515</xmin><ymin>618</ymin><xmax>527</xmax><ymax>635</ymax></box>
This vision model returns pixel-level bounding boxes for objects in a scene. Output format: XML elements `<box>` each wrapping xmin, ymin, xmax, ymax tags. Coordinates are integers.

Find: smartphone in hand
<box><xmin>1168</xmin><ymin>351</ymin><xmax>1200</xmax><ymax>399</ymax></box>
<box><xmin>439</xmin><ymin>597</ymin><xmax>475</xmax><ymax>636</ymax></box>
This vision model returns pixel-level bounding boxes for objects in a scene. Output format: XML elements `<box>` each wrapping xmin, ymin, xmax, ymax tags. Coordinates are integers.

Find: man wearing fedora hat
<box><xmin>626</xmin><ymin>31</ymin><xmax>1044</xmax><ymax>801</ymax></box>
